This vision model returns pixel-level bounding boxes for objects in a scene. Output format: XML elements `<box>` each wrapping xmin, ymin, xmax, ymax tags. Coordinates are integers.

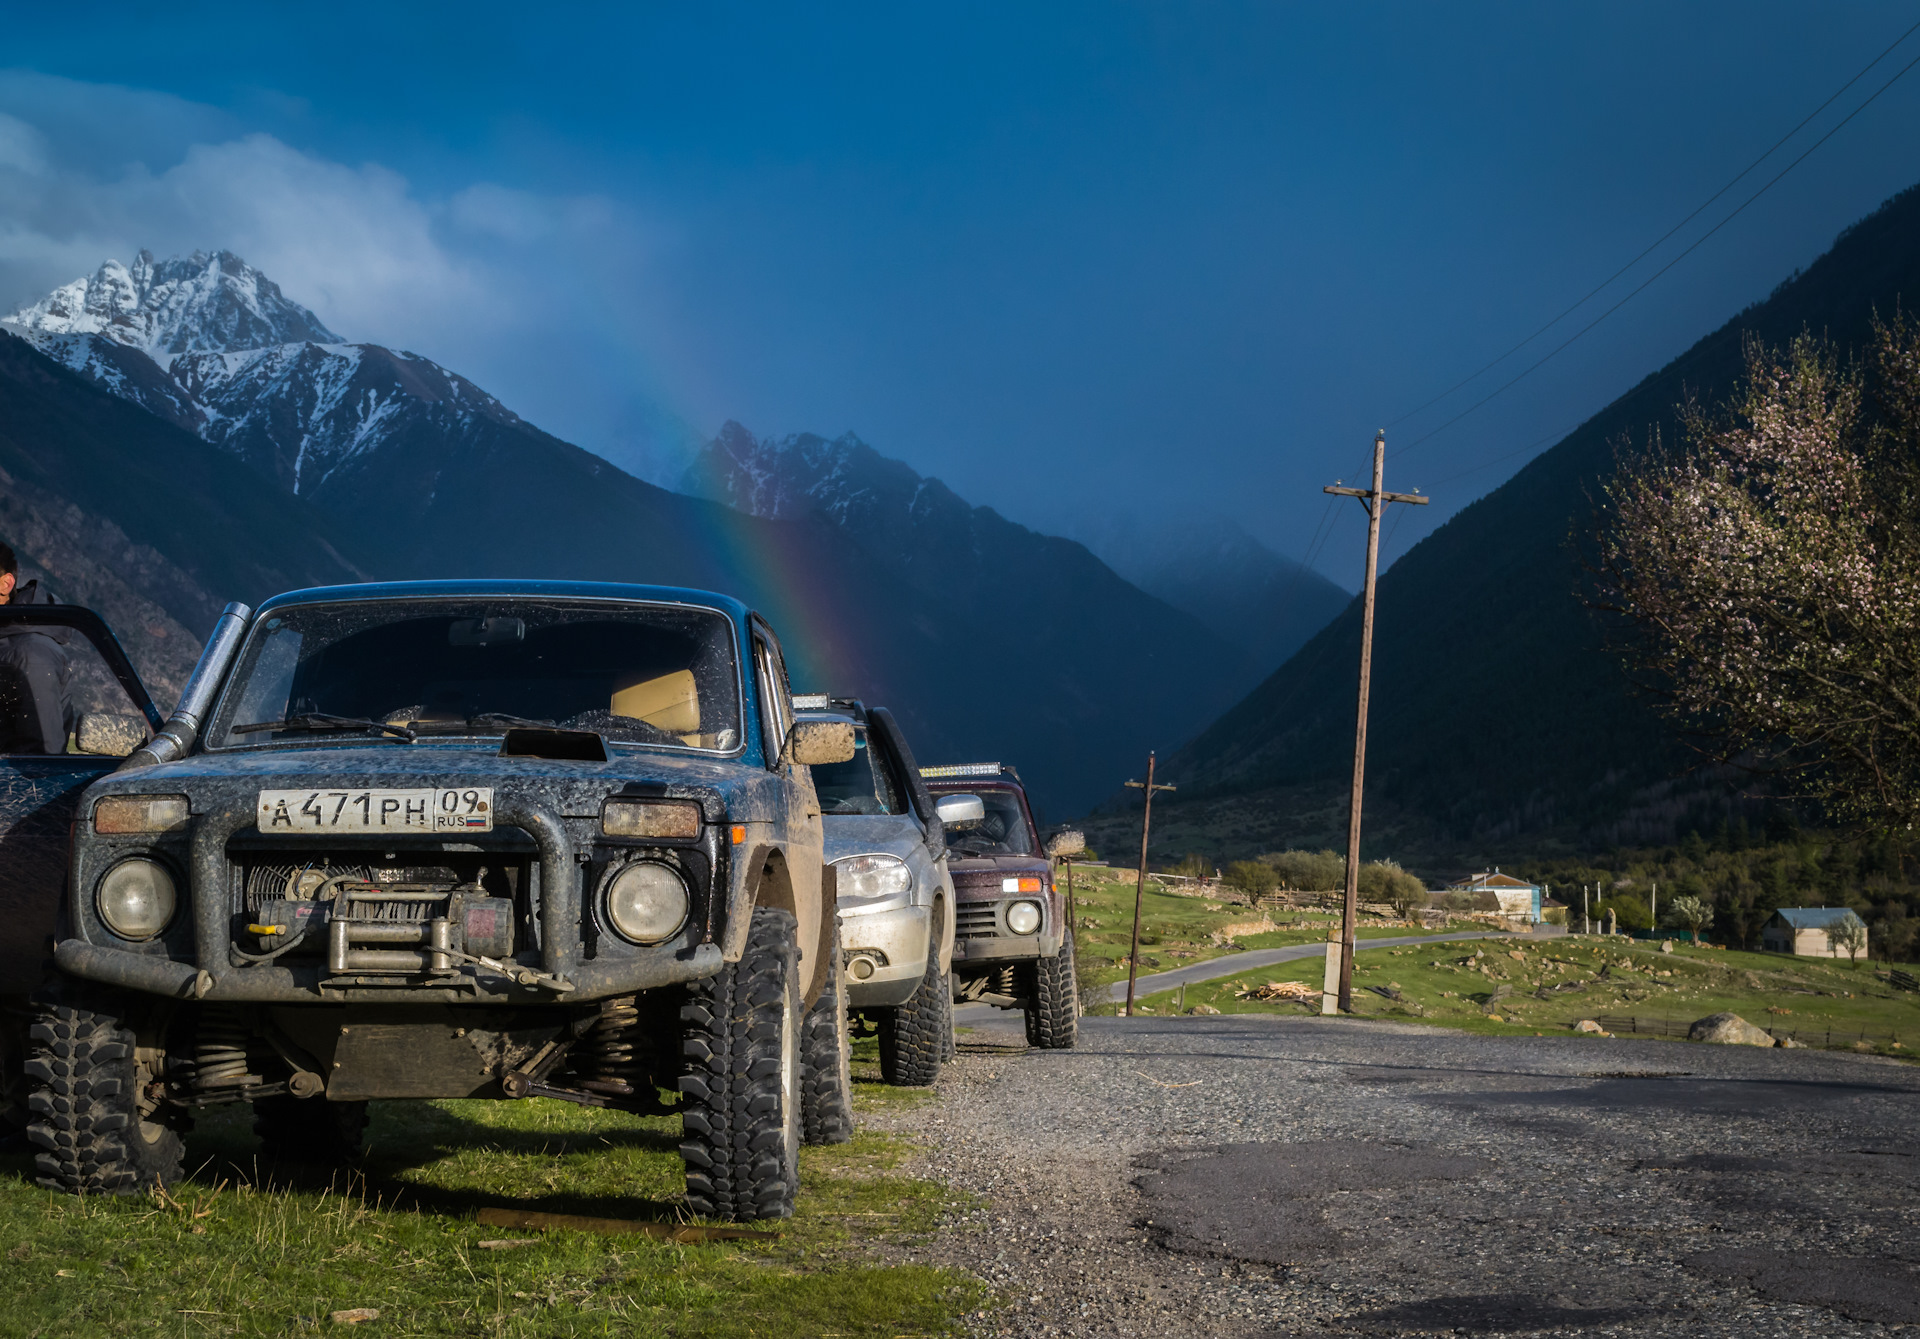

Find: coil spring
<box><xmin>193</xmin><ymin>1006</ymin><xmax>260</xmax><ymax>1091</ymax></box>
<box><xmin>991</xmin><ymin>965</ymin><xmax>1019</xmax><ymax>997</ymax></box>
<box><xmin>573</xmin><ymin>996</ymin><xmax>643</xmax><ymax>1090</ymax></box>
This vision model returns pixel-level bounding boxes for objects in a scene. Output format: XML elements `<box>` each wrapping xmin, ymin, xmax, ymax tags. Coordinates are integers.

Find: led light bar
<box><xmin>919</xmin><ymin>762</ymin><xmax>1003</xmax><ymax>778</ymax></box>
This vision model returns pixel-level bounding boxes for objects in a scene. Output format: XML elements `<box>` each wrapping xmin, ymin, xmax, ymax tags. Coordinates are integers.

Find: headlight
<box><xmin>96</xmin><ymin>857</ymin><xmax>177</xmax><ymax>941</ymax></box>
<box><xmin>1005</xmin><ymin>899</ymin><xmax>1042</xmax><ymax>935</ymax></box>
<box><xmin>603</xmin><ymin>862</ymin><xmax>690</xmax><ymax>944</ymax></box>
<box><xmin>835</xmin><ymin>854</ymin><xmax>912</xmax><ymax>901</ymax></box>
<box><xmin>93</xmin><ymin>795</ymin><xmax>189</xmax><ymax>834</ymax></box>
<box><xmin>602</xmin><ymin>799</ymin><xmax>701</xmax><ymax>838</ymax></box>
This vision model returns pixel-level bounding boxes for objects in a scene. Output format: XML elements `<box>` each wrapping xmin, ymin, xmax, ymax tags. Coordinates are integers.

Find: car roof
<box><xmin>254</xmin><ymin>579</ymin><xmax>753</xmax><ymax>623</ymax></box>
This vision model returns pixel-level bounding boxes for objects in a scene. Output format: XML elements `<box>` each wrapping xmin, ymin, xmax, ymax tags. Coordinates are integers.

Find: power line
<box><xmin>1393</xmin><ymin>40</ymin><xmax>1920</xmax><ymax>461</ymax></box>
<box><xmin>1385</xmin><ymin>14</ymin><xmax>1920</xmax><ymax>432</ymax></box>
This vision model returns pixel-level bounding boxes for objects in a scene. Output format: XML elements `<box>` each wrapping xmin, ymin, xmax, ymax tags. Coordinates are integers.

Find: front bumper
<box><xmin>951</xmin><ymin>895</ymin><xmax>1061</xmax><ymax>967</ymax></box>
<box><xmin>59</xmin><ymin>791</ymin><xmax>724</xmax><ymax>1005</ymax></box>
<box><xmin>838</xmin><ymin>903</ymin><xmax>931</xmax><ymax>1008</ymax></box>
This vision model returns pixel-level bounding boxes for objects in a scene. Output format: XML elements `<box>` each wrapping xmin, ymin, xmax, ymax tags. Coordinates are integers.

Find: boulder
<box><xmin>1776</xmin><ymin>1036</ymin><xmax>1803</xmax><ymax>1048</ymax></box>
<box><xmin>1660</xmin><ymin>940</ymin><xmax>1675</xmax><ymax>953</ymax></box>
<box><xmin>1688</xmin><ymin>1012</ymin><xmax>1774</xmax><ymax>1047</ymax></box>
<box><xmin>1572</xmin><ymin>1019</ymin><xmax>1607</xmax><ymax>1034</ymax></box>
<box><xmin>1185</xmin><ymin>1003</ymin><xmax>1222</xmax><ymax>1015</ymax></box>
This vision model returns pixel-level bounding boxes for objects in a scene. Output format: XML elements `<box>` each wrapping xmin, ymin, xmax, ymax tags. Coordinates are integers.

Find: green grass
<box><xmin>1063</xmin><ymin>868</ymin><xmax>1457</xmax><ymax>1011</ymax></box>
<box><xmin>1136</xmin><ymin>936</ymin><xmax>1920</xmax><ymax>1054</ymax></box>
<box><xmin>0</xmin><ymin>1038</ymin><xmax>985</xmax><ymax>1338</ymax></box>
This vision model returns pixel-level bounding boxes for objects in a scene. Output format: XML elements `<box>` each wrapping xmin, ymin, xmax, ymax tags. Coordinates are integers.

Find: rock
<box><xmin>1186</xmin><ymin>1003</ymin><xmax>1221</xmax><ymax>1015</ymax></box>
<box><xmin>1573</xmin><ymin>1019</ymin><xmax>1606</xmax><ymax>1034</ymax></box>
<box><xmin>1660</xmin><ymin>940</ymin><xmax>1675</xmax><ymax>953</ymax></box>
<box><xmin>1486</xmin><ymin>1014</ymin><xmax>1504</xmax><ymax>1022</ymax></box>
<box><xmin>1688</xmin><ymin>1012</ymin><xmax>1775</xmax><ymax>1047</ymax></box>
<box><xmin>1777</xmin><ymin>1036</ymin><xmax>1803</xmax><ymax>1048</ymax></box>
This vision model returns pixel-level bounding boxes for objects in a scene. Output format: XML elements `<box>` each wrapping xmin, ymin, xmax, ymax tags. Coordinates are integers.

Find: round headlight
<box><xmin>604</xmin><ymin>862</ymin><xmax>689</xmax><ymax>944</ymax></box>
<box><xmin>834</xmin><ymin>853</ymin><xmax>912</xmax><ymax>901</ymax></box>
<box><xmin>1005</xmin><ymin>899</ymin><xmax>1042</xmax><ymax>935</ymax></box>
<box><xmin>96</xmin><ymin>857</ymin><xmax>177</xmax><ymax>941</ymax></box>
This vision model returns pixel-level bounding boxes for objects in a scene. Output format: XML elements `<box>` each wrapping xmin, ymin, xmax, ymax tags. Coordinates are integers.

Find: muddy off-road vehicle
<box><xmin>1</xmin><ymin>580</ymin><xmax>858</xmax><ymax>1221</ymax></box>
<box><xmin>794</xmin><ymin>696</ymin><xmax>977</xmax><ymax>1086</ymax></box>
<box><xmin>919</xmin><ymin>764</ymin><xmax>1081</xmax><ymax>1048</ymax></box>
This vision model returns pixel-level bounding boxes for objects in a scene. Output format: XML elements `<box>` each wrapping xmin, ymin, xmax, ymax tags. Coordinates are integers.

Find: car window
<box><xmin>941</xmin><ymin>787</ymin><xmax>1036</xmax><ymax>857</ymax></box>
<box><xmin>810</xmin><ymin>725</ymin><xmax>906</xmax><ymax>815</ymax></box>
<box><xmin>207</xmin><ymin>599</ymin><xmax>742</xmax><ymax>752</ymax></box>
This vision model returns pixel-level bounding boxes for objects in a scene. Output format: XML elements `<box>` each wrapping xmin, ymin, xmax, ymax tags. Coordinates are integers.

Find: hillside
<box><xmin>1</xmin><ymin>257</ymin><xmax>1250</xmax><ymax>815</ymax></box>
<box><xmin>1127</xmin><ymin>182</ymin><xmax>1920</xmax><ymax>866</ymax></box>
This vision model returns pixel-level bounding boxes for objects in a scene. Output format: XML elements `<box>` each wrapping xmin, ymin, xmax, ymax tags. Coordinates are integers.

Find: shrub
<box><xmin>1358</xmin><ymin>860</ymin><xmax>1427</xmax><ymax>916</ymax></box>
<box><xmin>1259</xmin><ymin>848</ymin><xmax>1345</xmax><ymax>891</ymax></box>
<box><xmin>1225</xmin><ymin>861</ymin><xmax>1278</xmax><ymax>896</ymax></box>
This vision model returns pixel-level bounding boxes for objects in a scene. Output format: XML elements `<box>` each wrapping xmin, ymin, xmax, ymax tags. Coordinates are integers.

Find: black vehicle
<box><xmin>0</xmin><ymin>581</ymin><xmax>856</xmax><ymax>1221</ymax></box>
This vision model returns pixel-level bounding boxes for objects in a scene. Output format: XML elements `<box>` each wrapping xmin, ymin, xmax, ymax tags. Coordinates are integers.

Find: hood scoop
<box><xmin>499</xmin><ymin>727</ymin><xmax>608</xmax><ymax>762</ymax></box>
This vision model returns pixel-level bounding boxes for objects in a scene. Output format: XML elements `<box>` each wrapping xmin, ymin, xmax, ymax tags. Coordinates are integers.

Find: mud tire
<box><xmin>25</xmin><ymin>997</ymin><xmax>183</xmax><ymax>1194</ymax></box>
<box><xmin>879</xmin><ymin>945</ymin><xmax>951</xmax><ymax>1086</ymax></box>
<box><xmin>255</xmin><ymin>1097</ymin><xmax>370</xmax><ymax>1164</ymax></box>
<box><xmin>1024</xmin><ymin>929</ymin><xmax>1079</xmax><ymax>1050</ymax></box>
<box><xmin>799</xmin><ymin>931</ymin><xmax>855</xmax><ymax>1145</ymax></box>
<box><xmin>678</xmin><ymin>906</ymin><xmax>803</xmax><ymax>1220</ymax></box>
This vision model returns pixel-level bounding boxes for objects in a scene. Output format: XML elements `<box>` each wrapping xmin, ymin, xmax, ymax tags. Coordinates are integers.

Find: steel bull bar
<box><xmin>54</xmin><ymin>794</ymin><xmax>721</xmax><ymax>1003</ymax></box>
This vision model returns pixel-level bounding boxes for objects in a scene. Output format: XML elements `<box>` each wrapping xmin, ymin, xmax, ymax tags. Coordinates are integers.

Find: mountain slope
<box><xmin>0</xmin><ymin>330</ymin><xmax>372</xmax><ymax>701</ymax></box>
<box><xmin>1151</xmin><ymin>182</ymin><xmax>1920</xmax><ymax>860</ymax></box>
<box><xmin>0</xmin><ymin>257</ymin><xmax>1241</xmax><ymax>815</ymax></box>
<box><xmin>1079</xmin><ymin>515</ymin><xmax>1352</xmax><ymax>680</ymax></box>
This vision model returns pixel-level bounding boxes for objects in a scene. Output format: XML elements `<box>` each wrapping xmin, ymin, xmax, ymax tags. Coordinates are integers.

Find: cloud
<box><xmin>0</xmin><ymin>77</ymin><xmax>704</xmax><ymax>483</ymax></box>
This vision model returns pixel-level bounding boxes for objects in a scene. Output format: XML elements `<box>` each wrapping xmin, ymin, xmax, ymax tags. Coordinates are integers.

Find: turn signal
<box><xmin>602</xmin><ymin>799</ymin><xmax>701</xmax><ymax>839</ymax></box>
<box><xmin>1001</xmin><ymin>876</ymin><xmax>1043</xmax><ymax>893</ymax></box>
<box><xmin>93</xmin><ymin>794</ymin><xmax>189</xmax><ymax>834</ymax></box>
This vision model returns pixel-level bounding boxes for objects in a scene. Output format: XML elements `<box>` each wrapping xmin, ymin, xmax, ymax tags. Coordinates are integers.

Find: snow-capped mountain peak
<box><xmin>3</xmin><ymin>249</ymin><xmax>340</xmax><ymax>366</ymax></box>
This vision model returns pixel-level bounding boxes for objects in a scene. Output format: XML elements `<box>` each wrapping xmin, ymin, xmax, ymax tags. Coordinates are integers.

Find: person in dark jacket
<box><xmin>0</xmin><ymin>542</ymin><xmax>73</xmax><ymax>754</ymax></box>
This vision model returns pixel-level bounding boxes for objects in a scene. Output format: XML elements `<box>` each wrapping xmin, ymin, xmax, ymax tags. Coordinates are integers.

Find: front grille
<box><xmin>956</xmin><ymin>903</ymin><xmax>1001</xmax><ymax>940</ymax></box>
<box><xmin>230</xmin><ymin>848</ymin><xmax>530</xmax><ymax>975</ymax></box>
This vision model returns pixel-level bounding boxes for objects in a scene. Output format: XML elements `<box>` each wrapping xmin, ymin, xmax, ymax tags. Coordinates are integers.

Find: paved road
<box><xmin>1108</xmin><ymin>927</ymin><xmax>1545</xmax><ymax>1002</ymax></box>
<box><xmin>879</xmin><ymin>1010</ymin><xmax>1920</xmax><ymax>1337</ymax></box>
<box><xmin>955</xmin><ymin>927</ymin><xmax>1544</xmax><ymax>1026</ymax></box>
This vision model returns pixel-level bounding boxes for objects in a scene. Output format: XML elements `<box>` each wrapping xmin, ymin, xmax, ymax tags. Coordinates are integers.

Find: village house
<box><xmin>1761</xmin><ymin>907</ymin><xmax>1869</xmax><ymax>958</ymax></box>
<box><xmin>1447</xmin><ymin>869</ymin><xmax>1542</xmax><ymax>926</ymax></box>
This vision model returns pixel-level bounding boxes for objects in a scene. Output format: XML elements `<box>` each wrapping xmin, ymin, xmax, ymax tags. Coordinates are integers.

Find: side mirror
<box><xmin>934</xmin><ymin>793</ymin><xmax>985</xmax><ymax>829</ymax></box>
<box><xmin>787</xmin><ymin>718</ymin><xmax>856</xmax><ymax>765</ymax></box>
<box><xmin>77</xmin><ymin>712</ymin><xmax>149</xmax><ymax>758</ymax></box>
<box><xmin>1046</xmin><ymin>829</ymin><xmax>1086</xmax><ymax>859</ymax></box>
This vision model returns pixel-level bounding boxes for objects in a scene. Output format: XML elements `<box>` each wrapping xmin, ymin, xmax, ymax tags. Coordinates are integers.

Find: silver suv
<box><xmin>795</xmin><ymin>697</ymin><xmax>968</xmax><ymax>1085</ymax></box>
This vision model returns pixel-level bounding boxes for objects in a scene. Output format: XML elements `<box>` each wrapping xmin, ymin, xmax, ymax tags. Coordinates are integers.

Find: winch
<box><xmin>238</xmin><ymin>863</ymin><xmax>514</xmax><ymax>974</ymax></box>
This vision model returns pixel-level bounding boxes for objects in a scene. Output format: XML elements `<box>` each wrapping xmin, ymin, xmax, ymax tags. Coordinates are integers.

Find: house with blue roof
<box><xmin>1762</xmin><ymin>907</ymin><xmax>1868</xmax><ymax>958</ymax></box>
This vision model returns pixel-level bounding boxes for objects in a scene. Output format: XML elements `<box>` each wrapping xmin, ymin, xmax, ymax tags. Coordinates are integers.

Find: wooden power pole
<box><xmin>1123</xmin><ymin>752</ymin><xmax>1176</xmax><ymax>1018</ymax></box>
<box><xmin>1323</xmin><ymin>431</ymin><xmax>1428</xmax><ymax>1013</ymax></box>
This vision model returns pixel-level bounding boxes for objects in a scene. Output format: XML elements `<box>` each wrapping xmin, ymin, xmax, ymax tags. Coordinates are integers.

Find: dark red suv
<box><xmin>920</xmin><ymin>763</ymin><xmax>1078</xmax><ymax>1049</ymax></box>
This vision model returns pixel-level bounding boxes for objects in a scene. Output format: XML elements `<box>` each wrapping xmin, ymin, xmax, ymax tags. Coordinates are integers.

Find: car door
<box><xmin>0</xmin><ymin>604</ymin><xmax>162</xmax><ymax>989</ymax></box>
<box><xmin>749</xmin><ymin>619</ymin><xmax>828</xmax><ymax>999</ymax></box>
<box><xmin>867</xmin><ymin>707</ymin><xmax>956</xmax><ymax>975</ymax></box>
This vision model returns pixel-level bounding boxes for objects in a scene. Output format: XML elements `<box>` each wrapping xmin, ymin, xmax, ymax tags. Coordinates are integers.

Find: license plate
<box><xmin>257</xmin><ymin>788</ymin><xmax>495</xmax><ymax>833</ymax></box>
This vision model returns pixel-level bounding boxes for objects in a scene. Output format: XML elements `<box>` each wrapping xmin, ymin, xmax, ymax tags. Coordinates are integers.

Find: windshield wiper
<box><xmin>468</xmin><ymin>712</ymin><xmax>558</xmax><ymax>730</ymax></box>
<box><xmin>234</xmin><ymin>713</ymin><xmax>416</xmax><ymax>741</ymax></box>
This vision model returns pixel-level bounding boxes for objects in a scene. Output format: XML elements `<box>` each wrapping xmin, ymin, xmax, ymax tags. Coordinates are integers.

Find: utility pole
<box><xmin>1323</xmin><ymin>431</ymin><xmax>1428</xmax><ymax>1013</ymax></box>
<box><xmin>1124</xmin><ymin>752</ymin><xmax>1176</xmax><ymax>1018</ymax></box>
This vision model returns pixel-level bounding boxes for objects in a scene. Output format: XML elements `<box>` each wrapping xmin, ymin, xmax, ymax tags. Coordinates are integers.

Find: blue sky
<box><xmin>3</xmin><ymin>3</ymin><xmax>1920</xmax><ymax>588</ymax></box>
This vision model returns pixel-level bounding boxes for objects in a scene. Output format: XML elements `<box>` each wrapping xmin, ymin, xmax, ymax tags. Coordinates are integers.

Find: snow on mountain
<box><xmin>4</xmin><ymin>250</ymin><xmax>340</xmax><ymax>365</ymax></box>
<box><xmin>1</xmin><ymin>250</ymin><xmax>524</xmax><ymax>499</ymax></box>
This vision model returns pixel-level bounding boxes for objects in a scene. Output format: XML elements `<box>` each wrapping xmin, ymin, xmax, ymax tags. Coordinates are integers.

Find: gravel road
<box><xmin>872</xmin><ymin>1008</ymin><xmax>1920</xmax><ymax>1337</ymax></box>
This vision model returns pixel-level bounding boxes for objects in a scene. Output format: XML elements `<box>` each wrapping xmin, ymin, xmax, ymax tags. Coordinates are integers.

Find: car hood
<box><xmin>948</xmin><ymin>853</ymin><xmax>1049</xmax><ymax>896</ymax></box>
<box><xmin>821</xmin><ymin>813</ymin><xmax>926</xmax><ymax>863</ymax></box>
<box><xmin>90</xmin><ymin>742</ymin><xmax>788</xmax><ymax>821</ymax></box>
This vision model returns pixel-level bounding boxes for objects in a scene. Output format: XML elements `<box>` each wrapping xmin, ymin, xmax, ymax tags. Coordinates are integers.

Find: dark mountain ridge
<box><xmin>1141</xmin><ymin>181</ymin><xmax>1920</xmax><ymax>863</ymax></box>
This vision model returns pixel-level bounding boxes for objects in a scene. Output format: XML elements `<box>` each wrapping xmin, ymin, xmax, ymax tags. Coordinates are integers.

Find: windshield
<box><xmin>810</xmin><ymin>725</ymin><xmax>905</xmax><ymax>815</ymax></box>
<box><xmin>208</xmin><ymin>599</ymin><xmax>742</xmax><ymax>752</ymax></box>
<box><xmin>941</xmin><ymin>787</ymin><xmax>1035</xmax><ymax>857</ymax></box>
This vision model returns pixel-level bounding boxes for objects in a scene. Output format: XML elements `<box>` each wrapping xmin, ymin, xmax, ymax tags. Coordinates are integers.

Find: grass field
<box><xmin>0</xmin><ymin>1038</ymin><xmax>985</xmax><ymax>1338</ymax></box>
<box><xmin>1062</xmin><ymin>865</ymin><xmax>1451</xmax><ymax>1010</ymax></box>
<box><xmin>1135</xmin><ymin>934</ymin><xmax>1920</xmax><ymax>1053</ymax></box>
